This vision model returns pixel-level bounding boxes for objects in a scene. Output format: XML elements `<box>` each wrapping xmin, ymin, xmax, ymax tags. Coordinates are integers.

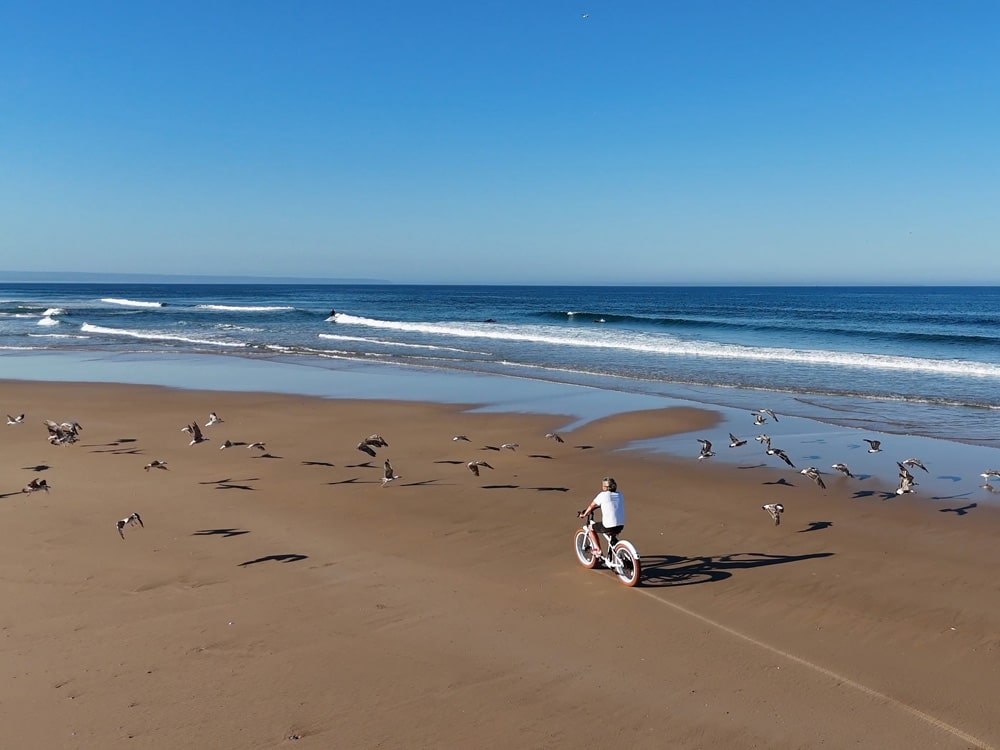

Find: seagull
<box><xmin>382</xmin><ymin>459</ymin><xmax>400</xmax><ymax>487</ymax></box>
<box><xmin>896</xmin><ymin>463</ymin><xmax>917</xmax><ymax>495</ymax></box>
<box><xmin>182</xmin><ymin>422</ymin><xmax>208</xmax><ymax>445</ymax></box>
<box><xmin>728</xmin><ymin>433</ymin><xmax>747</xmax><ymax>448</ymax></box>
<box><xmin>982</xmin><ymin>483</ymin><xmax>1000</xmax><ymax>494</ymax></box>
<box><xmin>247</xmin><ymin>442</ymin><xmax>267</xmax><ymax>451</ymax></box>
<box><xmin>467</xmin><ymin>460</ymin><xmax>494</xmax><ymax>476</ymax></box>
<box><xmin>6</xmin><ymin>414</ymin><xmax>25</xmax><ymax>425</ymax></box>
<box><xmin>500</xmin><ymin>443</ymin><xmax>519</xmax><ymax>451</ymax></box>
<box><xmin>452</xmin><ymin>435</ymin><xmax>471</xmax><ymax>442</ymax></box>
<box><xmin>800</xmin><ymin>467</ymin><xmax>826</xmax><ymax>489</ymax></box>
<box><xmin>545</xmin><ymin>432</ymin><xmax>565</xmax><ymax>443</ymax></box>
<box><xmin>755</xmin><ymin>434</ymin><xmax>771</xmax><ymax>450</ymax></box>
<box><xmin>831</xmin><ymin>463</ymin><xmax>854</xmax><ymax>478</ymax></box>
<box><xmin>144</xmin><ymin>460</ymin><xmax>168</xmax><ymax>471</ymax></box>
<box><xmin>116</xmin><ymin>512</ymin><xmax>144</xmax><ymax>540</ymax></box>
<box><xmin>863</xmin><ymin>439</ymin><xmax>882</xmax><ymax>453</ymax></box>
<box><xmin>697</xmin><ymin>439</ymin><xmax>715</xmax><ymax>460</ymax></box>
<box><xmin>752</xmin><ymin>412</ymin><xmax>768</xmax><ymax>426</ymax></box>
<box><xmin>220</xmin><ymin>440</ymin><xmax>233</xmax><ymax>450</ymax></box>
<box><xmin>365</xmin><ymin>434</ymin><xmax>389</xmax><ymax>448</ymax></box>
<box><xmin>759</xmin><ymin>409</ymin><xmax>779</xmax><ymax>422</ymax></box>
<box><xmin>45</xmin><ymin>419</ymin><xmax>82</xmax><ymax>445</ymax></box>
<box><xmin>357</xmin><ymin>441</ymin><xmax>377</xmax><ymax>457</ymax></box>
<box><xmin>767</xmin><ymin>447</ymin><xmax>795</xmax><ymax>467</ymax></box>
<box><xmin>22</xmin><ymin>478</ymin><xmax>50</xmax><ymax>493</ymax></box>
<box><xmin>205</xmin><ymin>412</ymin><xmax>224</xmax><ymax>426</ymax></box>
<box><xmin>762</xmin><ymin>503</ymin><xmax>784</xmax><ymax>526</ymax></box>
<box><xmin>900</xmin><ymin>458</ymin><xmax>928</xmax><ymax>473</ymax></box>
<box><xmin>981</xmin><ymin>469</ymin><xmax>1000</xmax><ymax>481</ymax></box>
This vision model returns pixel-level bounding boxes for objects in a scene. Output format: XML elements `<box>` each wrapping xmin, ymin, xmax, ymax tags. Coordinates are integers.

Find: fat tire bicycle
<box><xmin>574</xmin><ymin>510</ymin><xmax>642</xmax><ymax>587</ymax></box>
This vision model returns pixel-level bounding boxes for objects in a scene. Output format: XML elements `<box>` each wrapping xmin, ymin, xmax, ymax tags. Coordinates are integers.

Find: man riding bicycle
<box><xmin>578</xmin><ymin>476</ymin><xmax>625</xmax><ymax>559</ymax></box>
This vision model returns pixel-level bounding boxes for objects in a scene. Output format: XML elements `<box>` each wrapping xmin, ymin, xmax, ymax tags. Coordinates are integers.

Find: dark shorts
<box><xmin>594</xmin><ymin>522</ymin><xmax>624</xmax><ymax>538</ymax></box>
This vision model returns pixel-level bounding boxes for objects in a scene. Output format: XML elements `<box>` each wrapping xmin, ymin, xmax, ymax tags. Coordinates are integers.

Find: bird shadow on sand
<box><xmin>433</xmin><ymin>460</ymin><xmax>466</xmax><ymax>465</ymax></box>
<box><xmin>852</xmin><ymin>489</ymin><xmax>901</xmax><ymax>501</ymax></box>
<box><xmin>737</xmin><ymin>463</ymin><xmax>768</xmax><ymax>470</ymax></box>
<box><xmin>940</xmin><ymin>503</ymin><xmax>978</xmax><ymax>516</ymax></box>
<box><xmin>762</xmin><ymin>477</ymin><xmax>795</xmax><ymax>487</ymax></box>
<box><xmin>639</xmin><ymin>551</ymin><xmax>834</xmax><ymax>588</ymax></box>
<box><xmin>0</xmin><ymin>490</ymin><xmax>25</xmax><ymax>499</ymax></box>
<box><xmin>798</xmin><ymin>521</ymin><xmax>834</xmax><ymax>532</ymax></box>
<box><xmin>91</xmin><ymin>446</ymin><xmax>144</xmax><ymax>455</ymax></box>
<box><xmin>301</xmin><ymin>460</ymin><xmax>335</xmax><ymax>467</ymax></box>
<box><xmin>193</xmin><ymin>528</ymin><xmax>251</xmax><ymax>537</ymax></box>
<box><xmin>346</xmin><ymin>461</ymin><xmax>376</xmax><ymax>469</ymax></box>
<box><xmin>22</xmin><ymin>465</ymin><xmax>50</xmax><ymax>472</ymax></box>
<box><xmin>482</xmin><ymin>484</ymin><xmax>519</xmax><ymax>490</ymax></box>
<box><xmin>252</xmin><ymin>453</ymin><xmax>283</xmax><ymax>459</ymax></box>
<box><xmin>574</xmin><ymin>445</ymin><xmax>595</xmax><ymax>450</ymax></box>
<box><xmin>200</xmin><ymin>477</ymin><xmax>260</xmax><ymax>491</ymax></box>
<box><xmin>238</xmin><ymin>553</ymin><xmax>308</xmax><ymax>567</ymax></box>
<box><xmin>328</xmin><ymin>478</ymin><xmax>364</xmax><ymax>485</ymax></box>
<box><xmin>529</xmin><ymin>454</ymin><xmax>553</xmax><ymax>459</ymax></box>
<box><xmin>481</xmin><ymin>446</ymin><xmax>501</xmax><ymax>452</ymax></box>
<box><xmin>526</xmin><ymin>486</ymin><xmax>569</xmax><ymax>492</ymax></box>
<box><xmin>400</xmin><ymin>479</ymin><xmax>443</xmax><ymax>487</ymax></box>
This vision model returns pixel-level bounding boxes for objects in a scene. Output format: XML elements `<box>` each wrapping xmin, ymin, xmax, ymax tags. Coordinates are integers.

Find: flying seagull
<box><xmin>357</xmin><ymin>441</ymin><xmax>377</xmax><ymax>457</ymax></box>
<box><xmin>500</xmin><ymin>443</ymin><xmax>519</xmax><ymax>451</ymax></box>
<box><xmin>205</xmin><ymin>412</ymin><xmax>224</xmax><ymax>426</ymax></box>
<box><xmin>755</xmin><ymin>434</ymin><xmax>771</xmax><ymax>451</ymax></box>
<box><xmin>116</xmin><ymin>512</ymin><xmax>144</xmax><ymax>540</ymax></box>
<box><xmin>452</xmin><ymin>435</ymin><xmax>471</xmax><ymax>442</ymax></box>
<box><xmin>22</xmin><ymin>478</ymin><xmax>50</xmax><ymax>493</ymax></box>
<box><xmin>752</xmin><ymin>412</ymin><xmax>768</xmax><ymax>426</ymax></box>
<box><xmin>247</xmin><ymin>442</ymin><xmax>267</xmax><ymax>451</ymax></box>
<box><xmin>144</xmin><ymin>460</ymin><xmax>168</xmax><ymax>471</ymax></box>
<box><xmin>365</xmin><ymin>434</ymin><xmax>389</xmax><ymax>448</ymax></box>
<box><xmin>767</xmin><ymin>447</ymin><xmax>795</xmax><ymax>467</ymax></box>
<box><xmin>220</xmin><ymin>440</ymin><xmax>234</xmax><ymax>450</ymax></box>
<box><xmin>6</xmin><ymin>413</ymin><xmax>25</xmax><ymax>425</ymax></box>
<box><xmin>467</xmin><ymin>460</ymin><xmax>494</xmax><ymax>476</ymax></box>
<box><xmin>697</xmin><ymin>439</ymin><xmax>715</xmax><ymax>460</ymax></box>
<box><xmin>182</xmin><ymin>421</ymin><xmax>208</xmax><ymax>445</ymax></box>
<box><xmin>728</xmin><ymin>433</ymin><xmax>747</xmax><ymax>448</ymax></box>
<box><xmin>545</xmin><ymin>432</ymin><xmax>565</xmax><ymax>443</ymax></box>
<box><xmin>45</xmin><ymin>419</ymin><xmax>82</xmax><ymax>445</ymax></box>
<box><xmin>762</xmin><ymin>503</ymin><xmax>784</xmax><ymax>526</ymax></box>
<box><xmin>896</xmin><ymin>463</ymin><xmax>917</xmax><ymax>495</ymax></box>
<box><xmin>831</xmin><ymin>463</ymin><xmax>854</xmax><ymax>478</ymax></box>
<box><xmin>759</xmin><ymin>409</ymin><xmax>779</xmax><ymax>422</ymax></box>
<box><xmin>382</xmin><ymin>459</ymin><xmax>400</xmax><ymax>487</ymax></box>
<box><xmin>863</xmin><ymin>439</ymin><xmax>882</xmax><ymax>453</ymax></box>
<box><xmin>900</xmin><ymin>458</ymin><xmax>928</xmax><ymax>473</ymax></box>
<box><xmin>800</xmin><ymin>467</ymin><xmax>826</xmax><ymax>489</ymax></box>
<box><xmin>981</xmin><ymin>469</ymin><xmax>1000</xmax><ymax>481</ymax></box>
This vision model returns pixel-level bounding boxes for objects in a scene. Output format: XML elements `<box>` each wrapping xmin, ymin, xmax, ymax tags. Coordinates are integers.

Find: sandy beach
<box><xmin>2</xmin><ymin>379</ymin><xmax>1000</xmax><ymax>749</ymax></box>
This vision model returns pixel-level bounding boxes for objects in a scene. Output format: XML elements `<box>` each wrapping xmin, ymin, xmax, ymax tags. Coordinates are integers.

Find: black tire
<box><xmin>611</xmin><ymin>543</ymin><xmax>641</xmax><ymax>587</ymax></box>
<box><xmin>574</xmin><ymin>530</ymin><xmax>598</xmax><ymax>569</ymax></box>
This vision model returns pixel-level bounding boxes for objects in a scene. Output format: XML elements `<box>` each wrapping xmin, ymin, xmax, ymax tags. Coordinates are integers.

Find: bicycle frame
<box><xmin>575</xmin><ymin>511</ymin><xmax>641</xmax><ymax>587</ymax></box>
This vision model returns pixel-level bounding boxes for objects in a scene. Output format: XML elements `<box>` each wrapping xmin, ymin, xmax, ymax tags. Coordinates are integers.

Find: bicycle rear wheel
<box><xmin>574</xmin><ymin>530</ymin><xmax>599</xmax><ymax>569</ymax></box>
<box><xmin>611</xmin><ymin>543</ymin><xmax>641</xmax><ymax>586</ymax></box>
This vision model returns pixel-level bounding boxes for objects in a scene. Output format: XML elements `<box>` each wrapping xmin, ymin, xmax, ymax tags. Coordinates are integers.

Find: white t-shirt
<box><xmin>592</xmin><ymin>490</ymin><xmax>625</xmax><ymax>527</ymax></box>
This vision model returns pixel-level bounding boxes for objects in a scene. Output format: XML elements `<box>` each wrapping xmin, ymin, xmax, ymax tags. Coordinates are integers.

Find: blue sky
<box><xmin>1</xmin><ymin>1</ymin><xmax>997</xmax><ymax>284</ymax></box>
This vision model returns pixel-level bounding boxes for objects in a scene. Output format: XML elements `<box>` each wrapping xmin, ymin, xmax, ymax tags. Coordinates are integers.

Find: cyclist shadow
<box><xmin>640</xmin><ymin>551</ymin><xmax>834</xmax><ymax>588</ymax></box>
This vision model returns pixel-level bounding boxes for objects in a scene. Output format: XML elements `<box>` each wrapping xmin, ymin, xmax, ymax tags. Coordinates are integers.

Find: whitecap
<box><xmin>100</xmin><ymin>298</ymin><xmax>165</xmax><ymax>308</ymax></box>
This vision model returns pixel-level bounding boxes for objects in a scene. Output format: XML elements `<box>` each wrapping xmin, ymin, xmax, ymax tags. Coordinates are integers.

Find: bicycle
<box><xmin>574</xmin><ymin>510</ymin><xmax>642</xmax><ymax>587</ymax></box>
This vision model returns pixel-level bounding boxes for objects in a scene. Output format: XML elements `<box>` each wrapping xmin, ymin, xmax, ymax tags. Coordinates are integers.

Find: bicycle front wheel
<box><xmin>611</xmin><ymin>543</ymin><xmax>641</xmax><ymax>587</ymax></box>
<box><xmin>574</xmin><ymin>529</ymin><xmax>598</xmax><ymax>569</ymax></box>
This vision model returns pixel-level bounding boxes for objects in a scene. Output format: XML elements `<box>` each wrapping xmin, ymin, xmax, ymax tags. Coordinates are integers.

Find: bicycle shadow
<box><xmin>640</xmin><ymin>551</ymin><xmax>834</xmax><ymax>588</ymax></box>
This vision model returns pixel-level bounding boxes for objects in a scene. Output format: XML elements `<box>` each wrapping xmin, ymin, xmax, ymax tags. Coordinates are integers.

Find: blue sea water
<box><xmin>2</xmin><ymin>283</ymin><xmax>1000</xmax><ymax>457</ymax></box>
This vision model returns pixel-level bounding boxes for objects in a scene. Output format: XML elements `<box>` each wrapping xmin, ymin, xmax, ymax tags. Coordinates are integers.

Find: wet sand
<box><xmin>2</xmin><ymin>380</ymin><xmax>999</xmax><ymax>749</ymax></box>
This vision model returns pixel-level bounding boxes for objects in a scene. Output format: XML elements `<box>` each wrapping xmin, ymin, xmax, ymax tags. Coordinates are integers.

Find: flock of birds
<box><xmin>692</xmin><ymin>409</ymin><xmax>1000</xmax><ymax>526</ymax></box>
<box><xmin>10</xmin><ymin>403</ymin><xmax>1000</xmax><ymax>537</ymax></box>
<box><xmin>8</xmin><ymin>410</ymin><xmax>575</xmax><ymax>539</ymax></box>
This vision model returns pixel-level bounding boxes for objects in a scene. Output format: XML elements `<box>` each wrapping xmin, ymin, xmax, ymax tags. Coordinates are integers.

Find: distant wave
<box><xmin>196</xmin><ymin>304</ymin><xmax>295</xmax><ymax>312</ymax></box>
<box><xmin>28</xmin><ymin>333</ymin><xmax>90</xmax><ymax>339</ymax></box>
<box><xmin>335</xmin><ymin>314</ymin><xmax>1000</xmax><ymax>379</ymax></box>
<box><xmin>37</xmin><ymin>316</ymin><xmax>60</xmax><ymax>327</ymax></box>
<box><xmin>80</xmin><ymin>323</ymin><xmax>245</xmax><ymax>347</ymax></box>
<box><xmin>318</xmin><ymin>332</ymin><xmax>488</xmax><ymax>355</ymax></box>
<box><xmin>43</xmin><ymin>307</ymin><xmax>67</xmax><ymax>316</ymax></box>
<box><xmin>100</xmin><ymin>298</ymin><xmax>166</xmax><ymax>308</ymax></box>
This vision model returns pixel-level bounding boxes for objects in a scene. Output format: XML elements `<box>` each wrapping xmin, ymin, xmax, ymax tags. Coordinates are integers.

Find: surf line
<box><xmin>636</xmin><ymin>587</ymin><xmax>994</xmax><ymax>749</ymax></box>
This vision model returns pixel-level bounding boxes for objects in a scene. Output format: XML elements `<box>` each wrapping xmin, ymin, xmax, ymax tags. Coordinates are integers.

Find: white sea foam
<box><xmin>100</xmin><ymin>298</ymin><xmax>165</xmax><ymax>308</ymax></box>
<box><xmin>80</xmin><ymin>323</ymin><xmax>245</xmax><ymax>347</ymax></box>
<box><xmin>334</xmin><ymin>314</ymin><xmax>1000</xmax><ymax>379</ymax></box>
<box><xmin>28</xmin><ymin>333</ymin><xmax>90</xmax><ymax>339</ymax></box>
<box><xmin>42</xmin><ymin>307</ymin><xmax>67</xmax><ymax>316</ymax></box>
<box><xmin>196</xmin><ymin>304</ymin><xmax>295</xmax><ymax>312</ymax></box>
<box><xmin>318</xmin><ymin>333</ymin><xmax>487</xmax><ymax>355</ymax></box>
<box><xmin>37</xmin><ymin>316</ymin><xmax>60</xmax><ymax>326</ymax></box>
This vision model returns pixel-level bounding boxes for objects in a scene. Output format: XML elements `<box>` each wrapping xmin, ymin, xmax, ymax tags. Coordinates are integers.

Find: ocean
<box><xmin>3</xmin><ymin>283</ymin><xmax>1000</xmax><ymax>495</ymax></box>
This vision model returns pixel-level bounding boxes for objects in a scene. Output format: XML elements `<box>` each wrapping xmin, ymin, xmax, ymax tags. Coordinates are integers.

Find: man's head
<box><xmin>602</xmin><ymin>477</ymin><xmax>617</xmax><ymax>492</ymax></box>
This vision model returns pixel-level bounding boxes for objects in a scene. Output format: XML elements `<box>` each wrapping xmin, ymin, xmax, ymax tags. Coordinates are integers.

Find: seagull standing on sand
<box><xmin>728</xmin><ymin>433</ymin><xmax>747</xmax><ymax>448</ymax></box>
<box><xmin>22</xmin><ymin>478</ymin><xmax>50</xmax><ymax>493</ymax></box>
<box><xmin>7</xmin><ymin>414</ymin><xmax>25</xmax><ymax>425</ymax></box>
<box><xmin>144</xmin><ymin>460</ymin><xmax>168</xmax><ymax>471</ymax></box>
<box><xmin>205</xmin><ymin>412</ymin><xmax>224</xmax><ymax>426</ymax></box>
<box><xmin>117</xmin><ymin>512</ymin><xmax>144</xmax><ymax>540</ymax></box>
<box><xmin>800</xmin><ymin>467</ymin><xmax>826</xmax><ymax>489</ymax></box>
<box><xmin>467</xmin><ymin>460</ymin><xmax>494</xmax><ymax>476</ymax></box>
<box><xmin>864</xmin><ymin>439</ymin><xmax>882</xmax><ymax>453</ymax></box>
<box><xmin>762</xmin><ymin>503</ymin><xmax>784</xmax><ymax>526</ymax></box>
<box><xmin>831</xmin><ymin>463</ymin><xmax>854</xmax><ymax>478</ymax></box>
<box><xmin>697</xmin><ymin>439</ymin><xmax>715</xmax><ymax>460</ymax></box>
<box><xmin>382</xmin><ymin>459</ymin><xmax>400</xmax><ymax>487</ymax></box>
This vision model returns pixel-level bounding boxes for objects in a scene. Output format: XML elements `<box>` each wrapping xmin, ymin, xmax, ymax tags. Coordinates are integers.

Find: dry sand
<box><xmin>2</xmin><ymin>380</ymin><xmax>999</xmax><ymax>749</ymax></box>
